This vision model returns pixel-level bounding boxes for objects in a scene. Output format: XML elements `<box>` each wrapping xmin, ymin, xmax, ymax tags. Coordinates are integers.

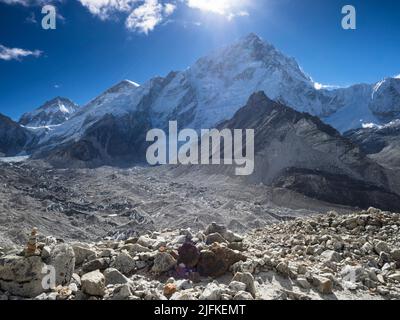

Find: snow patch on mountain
<box><xmin>30</xmin><ymin>33</ymin><xmax>400</xmax><ymax>150</ymax></box>
<box><xmin>19</xmin><ymin>97</ymin><xmax>79</xmax><ymax>128</ymax></box>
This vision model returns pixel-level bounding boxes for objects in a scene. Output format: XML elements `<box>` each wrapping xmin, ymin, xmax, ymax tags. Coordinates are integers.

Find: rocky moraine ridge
<box><xmin>1</xmin><ymin>208</ymin><xmax>400</xmax><ymax>300</ymax></box>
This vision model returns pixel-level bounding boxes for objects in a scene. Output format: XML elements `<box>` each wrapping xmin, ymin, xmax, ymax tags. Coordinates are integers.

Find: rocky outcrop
<box><xmin>1</xmin><ymin>209</ymin><xmax>399</xmax><ymax>300</ymax></box>
<box><xmin>345</xmin><ymin>120</ymin><xmax>400</xmax><ymax>170</ymax></box>
<box><xmin>0</xmin><ymin>113</ymin><xmax>31</xmax><ymax>156</ymax></box>
<box><xmin>188</xmin><ymin>91</ymin><xmax>400</xmax><ymax>212</ymax></box>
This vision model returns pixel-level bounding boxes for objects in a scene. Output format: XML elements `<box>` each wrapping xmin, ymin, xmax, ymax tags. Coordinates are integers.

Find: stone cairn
<box><xmin>25</xmin><ymin>227</ymin><xmax>40</xmax><ymax>257</ymax></box>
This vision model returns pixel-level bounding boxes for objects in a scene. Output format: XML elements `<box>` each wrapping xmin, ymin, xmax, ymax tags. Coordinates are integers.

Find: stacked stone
<box><xmin>25</xmin><ymin>227</ymin><xmax>40</xmax><ymax>257</ymax></box>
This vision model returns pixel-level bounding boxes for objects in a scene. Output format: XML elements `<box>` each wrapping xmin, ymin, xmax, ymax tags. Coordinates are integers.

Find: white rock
<box><xmin>199</xmin><ymin>283</ymin><xmax>222</xmax><ymax>300</ymax></box>
<box><xmin>50</xmin><ymin>244</ymin><xmax>75</xmax><ymax>285</ymax></box>
<box><xmin>81</xmin><ymin>270</ymin><xmax>105</xmax><ymax>297</ymax></box>
<box><xmin>233</xmin><ymin>291</ymin><xmax>254</xmax><ymax>300</ymax></box>
<box><xmin>229</xmin><ymin>281</ymin><xmax>247</xmax><ymax>292</ymax></box>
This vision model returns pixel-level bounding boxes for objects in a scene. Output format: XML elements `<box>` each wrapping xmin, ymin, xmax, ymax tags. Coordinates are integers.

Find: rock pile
<box><xmin>0</xmin><ymin>208</ymin><xmax>399</xmax><ymax>300</ymax></box>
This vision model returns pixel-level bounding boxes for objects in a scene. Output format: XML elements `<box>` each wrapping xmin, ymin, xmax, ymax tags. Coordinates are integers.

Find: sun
<box><xmin>186</xmin><ymin>0</ymin><xmax>251</xmax><ymax>19</ymax></box>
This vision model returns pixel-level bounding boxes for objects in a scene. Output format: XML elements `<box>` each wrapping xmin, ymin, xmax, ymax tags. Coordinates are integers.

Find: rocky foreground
<box><xmin>1</xmin><ymin>208</ymin><xmax>400</xmax><ymax>301</ymax></box>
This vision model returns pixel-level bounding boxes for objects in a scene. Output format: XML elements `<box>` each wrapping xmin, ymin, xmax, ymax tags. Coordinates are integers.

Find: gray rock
<box><xmin>391</xmin><ymin>249</ymin><xmax>400</xmax><ymax>262</ymax></box>
<box><xmin>41</xmin><ymin>246</ymin><xmax>51</xmax><ymax>262</ymax></box>
<box><xmin>112</xmin><ymin>283</ymin><xmax>133</xmax><ymax>300</ymax></box>
<box><xmin>229</xmin><ymin>281</ymin><xmax>247</xmax><ymax>292</ymax></box>
<box><xmin>82</xmin><ymin>258</ymin><xmax>109</xmax><ymax>273</ymax></box>
<box><xmin>231</xmin><ymin>272</ymin><xmax>256</xmax><ymax>298</ymax></box>
<box><xmin>104</xmin><ymin>268</ymin><xmax>130</xmax><ymax>286</ymax></box>
<box><xmin>297</xmin><ymin>277</ymin><xmax>311</xmax><ymax>290</ymax></box>
<box><xmin>72</xmin><ymin>245</ymin><xmax>97</xmax><ymax>266</ymax></box>
<box><xmin>0</xmin><ymin>254</ymin><xmax>46</xmax><ymax>298</ymax></box>
<box><xmin>112</xmin><ymin>252</ymin><xmax>136</xmax><ymax>275</ymax></box>
<box><xmin>374</xmin><ymin>241</ymin><xmax>391</xmax><ymax>255</ymax></box>
<box><xmin>388</xmin><ymin>272</ymin><xmax>400</xmax><ymax>282</ymax></box>
<box><xmin>233</xmin><ymin>291</ymin><xmax>254</xmax><ymax>300</ymax></box>
<box><xmin>206</xmin><ymin>233</ymin><xmax>228</xmax><ymax>245</ymax></box>
<box><xmin>321</xmin><ymin>250</ymin><xmax>342</xmax><ymax>263</ymax></box>
<box><xmin>81</xmin><ymin>270</ymin><xmax>105</xmax><ymax>297</ymax></box>
<box><xmin>199</xmin><ymin>283</ymin><xmax>222</xmax><ymax>300</ymax></box>
<box><xmin>152</xmin><ymin>252</ymin><xmax>176</xmax><ymax>274</ymax></box>
<box><xmin>170</xmin><ymin>291</ymin><xmax>197</xmax><ymax>300</ymax></box>
<box><xmin>276</xmin><ymin>262</ymin><xmax>290</xmax><ymax>277</ymax></box>
<box><xmin>50</xmin><ymin>244</ymin><xmax>75</xmax><ymax>286</ymax></box>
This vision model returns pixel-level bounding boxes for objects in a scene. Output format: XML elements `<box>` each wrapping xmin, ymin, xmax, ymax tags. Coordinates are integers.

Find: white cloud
<box><xmin>25</xmin><ymin>12</ymin><xmax>37</xmax><ymax>23</ymax></box>
<box><xmin>164</xmin><ymin>2</ymin><xmax>175</xmax><ymax>15</ymax></box>
<box><xmin>185</xmin><ymin>0</ymin><xmax>250</xmax><ymax>20</ymax></box>
<box><xmin>77</xmin><ymin>0</ymin><xmax>250</xmax><ymax>33</ymax></box>
<box><xmin>313</xmin><ymin>82</ymin><xmax>341</xmax><ymax>91</ymax></box>
<box><xmin>125</xmin><ymin>0</ymin><xmax>175</xmax><ymax>34</ymax></box>
<box><xmin>0</xmin><ymin>0</ymin><xmax>60</xmax><ymax>6</ymax></box>
<box><xmin>0</xmin><ymin>44</ymin><xmax>42</xmax><ymax>61</ymax></box>
<box><xmin>78</xmin><ymin>0</ymin><xmax>139</xmax><ymax>20</ymax></box>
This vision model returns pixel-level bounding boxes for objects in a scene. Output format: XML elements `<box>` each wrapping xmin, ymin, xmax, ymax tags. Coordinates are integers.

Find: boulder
<box><xmin>374</xmin><ymin>241</ymin><xmax>391</xmax><ymax>255</ymax></box>
<box><xmin>82</xmin><ymin>258</ymin><xmax>109</xmax><ymax>273</ymax></box>
<box><xmin>391</xmin><ymin>249</ymin><xmax>400</xmax><ymax>262</ymax></box>
<box><xmin>312</xmin><ymin>275</ymin><xmax>333</xmax><ymax>294</ymax></box>
<box><xmin>233</xmin><ymin>291</ymin><xmax>254</xmax><ymax>300</ymax></box>
<box><xmin>72</xmin><ymin>245</ymin><xmax>97</xmax><ymax>266</ymax></box>
<box><xmin>112</xmin><ymin>252</ymin><xmax>136</xmax><ymax>275</ymax></box>
<box><xmin>177</xmin><ymin>242</ymin><xmax>200</xmax><ymax>268</ymax></box>
<box><xmin>199</xmin><ymin>283</ymin><xmax>222</xmax><ymax>300</ymax></box>
<box><xmin>206</xmin><ymin>233</ymin><xmax>228</xmax><ymax>245</ymax></box>
<box><xmin>152</xmin><ymin>252</ymin><xmax>177</xmax><ymax>274</ymax></box>
<box><xmin>0</xmin><ymin>254</ymin><xmax>46</xmax><ymax>298</ymax></box>
<box><xmin>228</xmin><ymin>281</ymin><xmax>247</xmax><ymax>292</ymax></box>
<box><xmin>112</xmin><ymin>283</ymin><xmax>133</xmax><ymax>300</ymax></box>
<box><xmin>81</xmin><ymin>270</ymin><xmax>105</xmax><ymax>297</ymax></box>
<box><xmin>276</xmin><ymin>262</ymin><xmax>290</xmax><ymax>277</ymax></box>
<box><xmin>104</xmin><ymin>268</ymin><xmax>130</xmax><ymax>286</ymax></box>
<box><xmin>197</xmin><ymin>244</ymin><xmax>246</xmax><ymax>277</ymax></box>
<box><xmin>49</xmin><ymin>244</ymin><xmax>75</xmax><ymax>286</ymax></box>
<box><xmin>231</xmin><ymin>272</ymin><xmax>256</xmax><ymax>298</ymax></box>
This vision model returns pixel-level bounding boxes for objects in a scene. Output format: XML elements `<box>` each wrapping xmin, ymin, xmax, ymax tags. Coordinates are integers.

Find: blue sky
<box><xmin>0</xmin><ymin>0</ymin><xmax>399</xmax><ymax>120</ymax></box>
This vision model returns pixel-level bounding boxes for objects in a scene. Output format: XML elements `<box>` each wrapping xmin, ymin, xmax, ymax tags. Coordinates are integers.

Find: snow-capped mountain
<box><xmin>19</xmin><ymin>33</ymin><xmax>400</xmax><ymax>163</ymax></box>
<box><xmin>19</xmin><ymin>97</ymin><xmax>79</xmax><ymax>128</ymax></box>
<box><xmin>345</xmin><ymin>119</ymin><xmax>400</xmax><ymax>170</ymax></box>
<box><xmin>369</xmin><ymin>77</ymin><xmax>400</xmax><ymax>119</ymax></box>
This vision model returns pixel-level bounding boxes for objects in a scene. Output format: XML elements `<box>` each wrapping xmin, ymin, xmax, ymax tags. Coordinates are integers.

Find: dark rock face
<box><xmin>39</xmin><ymin>111</ymin><xmax>153</xmax><ymax>168</ymax></box>
<box><xmin>273</xmin><ymin>168</ymin><xmax>400</xmax><ymax>212</ymax></box>
<box><xmin>195</xmin><ymin>91</ymin><xmax>400</xmax><ymax>211</ymax></box>
<box><xmin>0</xmin><ymin>113</ymin><xmax>31</xmax><ymax>156</ymax></box>
<box><xmin>345</xmin><ymin>121</ymin><xmax>400</xmax><ymax>170</ymax></box>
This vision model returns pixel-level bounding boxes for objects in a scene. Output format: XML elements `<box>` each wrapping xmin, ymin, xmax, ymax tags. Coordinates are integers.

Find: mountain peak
<box><xmin>19</xmin><ymin>97</ymin><xmax>79</xmax><ymax>127</ymax></box>
<box><xmin>241</xmin><ymin>32</ymin><xmax>263</xmax><ymax>44</ymax></box>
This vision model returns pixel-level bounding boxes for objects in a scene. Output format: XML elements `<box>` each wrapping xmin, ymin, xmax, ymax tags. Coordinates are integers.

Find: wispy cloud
<box><xmin>77</xmin><ymin>0</ymin><xmax>251</xmax><ymax>33</ymax></box>
<box><xmin>25</xmin><ymin>12</ymin><xmax>38</xmax><ymax>23</ymax></box>
<box><xmin>125</xmin><ymin>0</ymin><xmax>175</xmax><ymax>34</ymax></box>
<box><xmin>78</xmin><ymin>0</ymin><xmax>138</xmax><ymax>20</ymax></box>
<box><xmin>0</xmin><ymin>44</ymin><xmax>42</xmax><ymax>61</ymax></box>
<box><xmin>0</xmin><ymin>0</ymin><xmax>61</xmax><ymax>6</ymax></box>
